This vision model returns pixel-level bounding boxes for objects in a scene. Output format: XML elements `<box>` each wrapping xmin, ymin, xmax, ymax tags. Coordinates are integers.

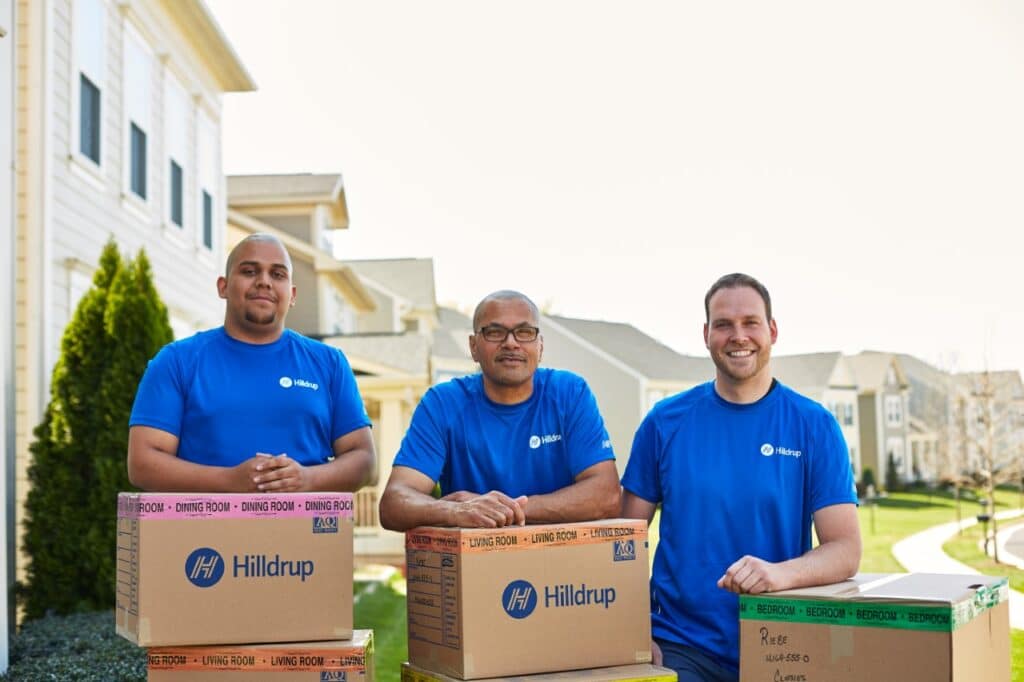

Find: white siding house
<box><xmin>15</xmin><ymin>0</ymin><xmax>254</xmax><ymax>583</ymax></box>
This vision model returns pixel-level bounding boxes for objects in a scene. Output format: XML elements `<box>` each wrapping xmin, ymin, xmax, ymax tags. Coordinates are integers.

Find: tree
<box><xmin>21</xmin><ymin>240</ymin><xmax>172</xmax><ymax>618</ymax></box>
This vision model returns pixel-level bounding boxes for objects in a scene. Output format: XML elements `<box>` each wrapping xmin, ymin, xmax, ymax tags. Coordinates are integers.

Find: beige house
<box><xmin>14</xmin><ymin>0</ymin><xmax>252</xmax><ymax>582</ymax></box>
<box><xmin>772</xmin><ymin>352</ymin><xmax>861</xmax><ymax>477</ymax></box>
<box><xmin>846</xmin><ymin>352</ymin><xmax>911</xmax><ymax>489</ymax></box>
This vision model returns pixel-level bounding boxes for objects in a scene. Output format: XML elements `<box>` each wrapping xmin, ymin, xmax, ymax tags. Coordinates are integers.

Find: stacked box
<box><xmin>738</xmin><ymin>572</ymin><xmax>1010</xmax><ymax>681</ymax></box>
<box><xmin>401</xmin><ymin>662</ymin><xmax>676</xmax><ymax>682</ymax></box>
<box><xmin>116</xmin><ymin>492</ymin><xmax>354</xmax><ymax>646</ymax></box>
<box><xmin>147</xmin><ymin>629</ymin><xmax>374</xmax><ymax>681</ymax></box>
<box><xmin>405</xmin><ymin>519</ymin><xmax>652</xmax><ymax>679</ymax></box>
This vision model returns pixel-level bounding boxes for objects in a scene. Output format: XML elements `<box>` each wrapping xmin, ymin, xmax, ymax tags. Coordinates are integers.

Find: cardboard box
<box><xmin>738</xmin><ymin>573</ymin><xmax>1010</xmax><ymax>681</ymax></box>
<box><xmin>401</xmin><ymin>662</ymin><xmax>676</xmax><ymax>682</ymax></box>
<box><xmin>147</xmin><ymin>629</ymin><xmax>373</xmax><ymax>681</ymax></box>
<box><xmin>406</xmin><ymin>519</ymin><xmax>652</xmax><ymax>679</ymax></box>
<box><xmin>116</xmin><ymin>492</ymin><xmax>354</xmax><ymax>646</ymax></box>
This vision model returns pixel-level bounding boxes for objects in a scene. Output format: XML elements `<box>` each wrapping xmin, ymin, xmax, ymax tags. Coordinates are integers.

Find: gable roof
<box><xmin>545</xmin><ymin>315</ymin><xmax>711</xmax><ymax>383</ymax></box>
<box><xmin>165</xmin><ymin>0</ymin><xmax>256</xmax><ymax>92</ymax></box>
<box><xmin>325</xmin><ymin>332</ymin><xmax>430</xmax><ymax>377</ymax></box>
<box><xmin>771</xmin><ymin>352</ymin><xmax>853</xmax><ymax>400</ymax></box>
<box><xmin>846</xmin><ymin>351</ymin><xmax>909</xmax><ymax>391</ymax></box>
<box><xmin>227</xmin><ymin>173</ymin><xmax>345</xmax><ymax>205</ymax></box>
<box><xmin>345</xmin><ymin>259</ymin><xmax>437</xmax><ymax>310</ymax></box>
<box><xmin>433</xmin><ymin>307</ymin><xmax>473</xmax><ymax>361</ymax></box>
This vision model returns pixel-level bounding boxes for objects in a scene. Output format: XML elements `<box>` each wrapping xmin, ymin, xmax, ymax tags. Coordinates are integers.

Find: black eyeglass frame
<box><xmin>475</xmin><ymin>325</ymin><xmax>541</xmax><ymax>343</ymax></box>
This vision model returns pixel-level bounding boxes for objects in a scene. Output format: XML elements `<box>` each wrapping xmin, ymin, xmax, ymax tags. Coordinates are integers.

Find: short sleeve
<box><xmin>809</xmin><ymin>413</ymin><xmax>858</xmax><ymax>512</ymax></box>
<box><xmin>392</xmin><ymin>388</ymin><xmax>449</xmax><ymax>483</ymax></box>
<box><xmin>128</xmin><ymin>344</ymin><xmax>185</xmax><ymax>436</ymax></box>
<box><xmin>564</xmin><ymin>377</ymin><xmax>615</xmax><ymax>476</ymax></box>
<box><xmin>329</xmin><ymin>348</ymin><xmax>372</xmax><ymax>441</ymax></box>
<box><xmin>621</xmin><ymin>410</ymin><xmax>663</xmax><ymax>505</ymax></box>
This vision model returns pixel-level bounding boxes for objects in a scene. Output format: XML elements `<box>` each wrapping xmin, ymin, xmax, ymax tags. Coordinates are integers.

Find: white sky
<box><xmin>207</xmin><ymin>0</ymin><xmax>1024</xmax><ymax>376</ymax></box>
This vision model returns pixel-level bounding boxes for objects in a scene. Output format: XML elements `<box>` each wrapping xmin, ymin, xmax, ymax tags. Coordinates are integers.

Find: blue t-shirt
<box><xmin>621</xmin><ymin>380</ymin><xmax>857</xmax><ymax>673</ymax></box>
<box><xmin>394</xmin><ymin>368</ymin><xmax>614</xmax><ymax>496</ymax></box>
<box><xmin>129</xmin><ymin>327</ymin><xmax>371</xmax><ymax>467</ymax></box>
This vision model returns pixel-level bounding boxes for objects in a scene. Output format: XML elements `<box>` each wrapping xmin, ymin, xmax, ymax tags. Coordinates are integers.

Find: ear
<box><xmin>216</xmin><ymin>276</ymin><xmax>228</xmax><ymax>300</ymax></box>
<box><xmin>290</xmin><ymin>285</ymin><xmax>297</xmax><ymax>307</ymax></box>
<box><xmin>468</xmin><ymin>334</ymin><xmax>479</xmax><ymax>362</ymax></box>
<box><xmin>769</xmin><ymin>318</ymin><xmax>778</xmax><ymax>345</ymax></box>
<box><xmin>537</xmin><ymin>335</ymin><xmax>544</xmax><ymax>363</ymax></box>
<box><xmin>703</xmin><ymin>323</ymin><xmax>710</xmax><ymax>349</ymax></box>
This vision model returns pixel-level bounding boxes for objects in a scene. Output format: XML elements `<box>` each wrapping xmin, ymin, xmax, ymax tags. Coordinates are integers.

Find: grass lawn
<box><xmin>354</xmin><ymin>574</ymin><xmax>408</xmax><ymax>682</ymax></box>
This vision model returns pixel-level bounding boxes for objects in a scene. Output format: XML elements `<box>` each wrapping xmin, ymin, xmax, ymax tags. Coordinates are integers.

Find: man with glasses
<box><xmin>379</xmin><ymin>290</ymin><xmax>619</xmax><ymax>530</ymax></box>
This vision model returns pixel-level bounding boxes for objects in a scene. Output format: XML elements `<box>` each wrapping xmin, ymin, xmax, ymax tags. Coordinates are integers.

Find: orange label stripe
<box><xmin>147</xmin><ymin>649</ymin><xmax>365</xmax><ymax>672</ymax></box>
<box><xmin>405</xmin><ymin>521</ymin><xmax>647</xmax><ymax>553</ymax></box>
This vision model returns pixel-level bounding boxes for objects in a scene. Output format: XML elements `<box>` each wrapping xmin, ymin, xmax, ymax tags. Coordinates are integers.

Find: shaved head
<box><xmin>226</xmin><ymin>233</ymin><xmax>293</xmax><ymax>276</ymax></box>
<box><xmin>472</xmin><ymin>290</ymin><xmax>540</xmax><ymax>329</ymax></box>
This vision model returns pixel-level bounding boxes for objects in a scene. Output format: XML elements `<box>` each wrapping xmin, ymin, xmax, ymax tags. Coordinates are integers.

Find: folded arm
<box><xmin>717</xmin><ymin>502</ymin><xmax>862</xmax><ymax>594</ymax></box>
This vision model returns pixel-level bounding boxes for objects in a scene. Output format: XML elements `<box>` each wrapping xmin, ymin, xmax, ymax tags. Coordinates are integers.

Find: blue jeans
<box><xmin>655</xmin><ymin>638</ymin><xmax>738</xmax><ymax>682</ymax></box>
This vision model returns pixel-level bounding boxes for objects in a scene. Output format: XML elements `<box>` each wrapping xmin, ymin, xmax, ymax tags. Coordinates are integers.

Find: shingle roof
<box><xmin>771</xmin><ymin>352</ymin><xmax>849</xmax><ymax>399</ymax></box>
<box><xmin>345</xmin><ymin>259</ymin><xmax>437</xmax><ymax>309</ymax></box>
<box><xmin>227</xmin><ymin>174</ymin><xmax>344</xmax><ymax>203</ymax></box>
<box><xmin>545</xmin><ymin>315</ymin><xmax>711</xmax><ymax>382</ymax></box>
<box><xmin>326</xmin><ymin>333</ymin><xmax>430</xmax><ymax>376</ymax></box>
<box><xmin>846</xmin><ymin>351</ymin><xmax>905</xmax><ymax>390</ymax></box>
<box><xmin>433</xmin><ymin>307</ymin><xmax>473</xmax><ymax>361</ymax></box>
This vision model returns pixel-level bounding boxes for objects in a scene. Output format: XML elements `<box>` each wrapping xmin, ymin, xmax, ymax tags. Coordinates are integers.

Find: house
<box><xmin>846</xmin><ymin>352</ymin><xmax>911</xmax><ymax>489</ymax></box>
<box><xmin>895</xmin><ymin>353</ymin><xmax>958</xmax><ymax>484</ymax></box>
<box><xmin>15</xmin><ymin>0</ymin><xmax>253</xmax><ymax>586</ymax></box>
<box><xmin>540</xmin><ymin>315</ymin><xmax>711</xmax><ymax>474</ymax></box>
<box><xmin>771</xmin><ymin>352</ymin><xmax>861</xmax><ymax>476</ymax></box>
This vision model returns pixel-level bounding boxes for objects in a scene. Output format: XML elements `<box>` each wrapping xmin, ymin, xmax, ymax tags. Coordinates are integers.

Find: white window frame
<box><xmin>121</xmin><ymin>21</ymin><xmax>154</xmax><ymax>211</ymax></box>
<box><xmin>163</xmin><ymin>68</ymin><xmax>190</xmax><ymax>232</ymax></box>
<box><xmin>69</xmin><ymin>0</ymin><xmax>108</xmax><ymax>180</ymax></box>
<box><xmin>196</xmin><ymin>107</ymin><xmax>220</xmax><ymax>257</ymax></box>
<box><xmin>884</xmin><ymin>395</ymin><xmax>903</xmax><ymax>427</ymax></box>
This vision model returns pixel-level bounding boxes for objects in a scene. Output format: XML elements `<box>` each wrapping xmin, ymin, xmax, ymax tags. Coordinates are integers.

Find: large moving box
<box><xmin>147</xmin><ymin>629</ymin><xmax>373</xmax><ymax>681</ymax></box>
<box><xmin>738</xmin><ymin>573</ymin><xmax>1009</xmax><ymax>682</ymax></box>
<box><xmin>401</xmin><ymin>662</ymin><xmax>676</xmax><ymax>682</ymax></box>
<box><xmin>116</xmin><ymin>492</ymin><xmax>354</xmax><ymax>646</ymax></box>
<box><xmin>406</xmin><ymin>519</ymin><xmax>652</xmax><ymax>679</ymax></box>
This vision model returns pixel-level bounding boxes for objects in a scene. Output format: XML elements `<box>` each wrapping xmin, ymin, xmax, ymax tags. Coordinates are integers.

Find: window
<box><xmin>74</xmin><ymin>0</ymin><xmax>106</xmax><ymax>166</ymax></box>
<box><xmin>79</xmin><ymin>74</ymin><xmax>101</xmax><ymax>163</ymax></box>
<box><xmin>885</xmin><ymin>395</ymin><xmax>903</xmax><ymax>427</ymax></box>
<box><xmin>202</xmin><ymin>190</ymin><xmax>213</xmax><ymax>249</ymax></box>
<box><xmin>170</xmin><ymin>160</ymin><xmax>183</xmax><ymax>226</ymax></box>
<box><xmin>130</xmin><ymin>123</ymin><xmax>147</xmax><ymax>198</ymax></box>
<box><xmin>844</xmin><ymin>403</ymin><xmax>854</xmax><ymax>426</ymax></box>
<box><xmin>123</xmin><ymin>25</ymin><xmax>152</xmax><ymax>202</ymax></box>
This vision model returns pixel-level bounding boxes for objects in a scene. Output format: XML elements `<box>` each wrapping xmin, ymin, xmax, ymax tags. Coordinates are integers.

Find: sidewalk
<box><xmin>891</xmin><ymin>509</ymin><xmax>1024</xmax><ymax>629</ymax></box>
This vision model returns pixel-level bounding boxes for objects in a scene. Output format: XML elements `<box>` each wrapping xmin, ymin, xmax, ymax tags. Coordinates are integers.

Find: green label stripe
<box><xmin>740</xmin><ymin>580</ymin><xmax>1007</xmax><ymax>633</ymax></box>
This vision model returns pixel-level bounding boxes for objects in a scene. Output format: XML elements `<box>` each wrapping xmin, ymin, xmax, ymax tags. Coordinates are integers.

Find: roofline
<box><xmin>162</xmin><ymin>0</ymin><xmax>257</xmax><ymax>92</ymax></box>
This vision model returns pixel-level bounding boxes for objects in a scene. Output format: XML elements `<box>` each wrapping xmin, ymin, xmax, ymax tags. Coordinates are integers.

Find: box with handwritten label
<box><xmin>405</xmin><ymin>519</ymin><xmax>652</xmax><ymax>679</ymax></box>
<box><xmin>738</xmin><ymin>573</ymin><xmax>1009</xmax><ymax>681</ymax></box>
<box><xmin>147</xmin><ymin>629</ymin><xmax>373</xmax><ymax>681</ymax></box>
<box><xmin>116</xmin><ymin>492</ymin><xmax>354</xmax><ymax>647</ymax></box>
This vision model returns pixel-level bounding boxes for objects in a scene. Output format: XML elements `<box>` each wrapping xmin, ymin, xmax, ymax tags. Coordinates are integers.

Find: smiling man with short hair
<box><xmin>378</xmin><ymin>290</ymin><xmax>620</xmax><ymax>531</ymax></box>
<box><xmin>127</xmin><ymin>233</ymin><xmax>375</xmax><ymax>493</ymax></box>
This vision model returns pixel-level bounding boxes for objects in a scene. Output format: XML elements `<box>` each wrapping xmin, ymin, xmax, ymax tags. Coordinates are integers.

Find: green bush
<box><xmin>21</xmin><ymin>240</ymin><xmax>172</xmax><ymax>618</ymax></box>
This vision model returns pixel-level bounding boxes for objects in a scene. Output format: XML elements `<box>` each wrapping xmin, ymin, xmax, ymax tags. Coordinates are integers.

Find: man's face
<box><xmin>469</xmin><ymin>298</ymin><xmax>544</xmax><ymax>393</ymax></box>
<box><xmin>217</xmin><ymin>240</ymin><xmax>295</xmax><ymax>337</ymax></box>
<box><xmin>703</xmin><ymin>285</ymin><xmax>777</xmax><ymax>385</ymax></box>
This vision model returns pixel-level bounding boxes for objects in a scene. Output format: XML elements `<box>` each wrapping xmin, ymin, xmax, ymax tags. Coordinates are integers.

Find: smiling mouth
<box><xmin>726</xmin><ymin>350</ymin><xmax>755</xmax><ymax>358</ymax></box>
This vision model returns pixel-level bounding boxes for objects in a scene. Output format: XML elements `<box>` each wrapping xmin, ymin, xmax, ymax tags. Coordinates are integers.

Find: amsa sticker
<box><xmin>613</xmin><ymin>539</ymin><xmax>636</xmax><ymax>561</ymax></box>
<box><xmin>313</xmin><ymin>515</ymin><xmax>339</xmax><ymax>534</ymax></box>
<box><xmin>321</xmin><ymin>673</ymin><xmax>347</xmax><ymax>682</ymax></box>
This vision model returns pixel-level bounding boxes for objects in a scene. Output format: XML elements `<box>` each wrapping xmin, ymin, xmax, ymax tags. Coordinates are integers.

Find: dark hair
<box><xmin>472</xmin><ymin>290</ymin><xmax>540</xmax><ymax>329</ymax></box>
<box><xmin>704</xmin><ymin>273</ymin><xmax>772</xmax><ymax>322</ymax></box>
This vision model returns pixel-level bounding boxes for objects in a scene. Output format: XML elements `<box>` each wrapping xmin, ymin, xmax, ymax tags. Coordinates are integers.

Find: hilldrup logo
<box><xmin>502</xmin><ymin>580</ymin><xmax>538</xmax><ymax>618</ymax></box>
<box><xmin>761</xmin><ymin>442</ymin><xmax>802</xmax><ymax>458</ymax></box>
<box><xmin>760</xmin><ymin>443</ymin><xmax>775</xmax><ymax>456</ymax></box>
<box><xmin>279</xmin><ymin>376</ymin><xmax>294</xmax><ymax>388</ymax></box>
<box><xmin>501</xmin><ymin>578</ymin><xmax>617</xmax><ymax>619</ymax></box>
<box><xmin>185</xmin><ymin>547</ymin><xmax>225</xmax><ymax>587</ymax></box>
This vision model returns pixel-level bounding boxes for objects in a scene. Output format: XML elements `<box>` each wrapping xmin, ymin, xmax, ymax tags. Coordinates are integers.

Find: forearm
<box><xmin>128</xmin><ymin>448</ymin><xmax>239</xmax><ymax>492</ymax></box>
<box><xmin>524</xmin><ymin>474</ymin><xmax>620</xmax><ymax>524</ymax></box>
<box><xmin>379</xmin><ymin>485</ymin><xmax>456</xmax><ymax>531</ymax></box>
<box><xmin>774</xmin><ymin>535</ymin><xmax>862</xmax><ymax>591</ymax></box>
<box><xmin>304</xmin><ymin>448</ymin><xmax>375</xmax><ymax>492</ymax></box>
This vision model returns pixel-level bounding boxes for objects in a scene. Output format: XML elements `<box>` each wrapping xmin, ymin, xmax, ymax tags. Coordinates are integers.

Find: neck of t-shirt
<box><xmin>480</xmin><ymin>375</ymin><xmax>536</xmax><ymax>408</ymax></box>
<box><xmin>713</xmin><ymin>375</ymin><xmax>778</xmax><ymax>407</ymax></box>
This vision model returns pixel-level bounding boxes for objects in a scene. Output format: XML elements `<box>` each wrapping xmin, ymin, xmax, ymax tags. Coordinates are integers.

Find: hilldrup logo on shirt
<box><xmin>279</xmin><ymin>376</ymin><xmax>319</xmax><ymax>391</ymax></box>
<box><xmin>760</xmin><ymin>443</ymin><xmax>802</xmax><ymax>458</ymax></box>
<box><xmin>184</xmin><ymin>546</ymin><xmax>315</xmax><ymax>586</ymax></box>
<box><xmin>528</xmin><ymin>433</ymin><xmax>563</xmax><ymax>449</ymax></box>
<box><xmin>501</xmin><ymin>578</ymin><xmax>616</xmax><ymax>618</ymax></box>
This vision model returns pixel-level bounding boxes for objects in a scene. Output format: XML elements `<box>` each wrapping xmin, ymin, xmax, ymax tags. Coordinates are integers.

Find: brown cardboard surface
<box><xmin>401</xmin><ymin>662</ymin><xmax>677</xmax><ymax>682</ymax></box>
<box><xmin>116</xmin><ymin>492</ymin><xmax>354</xmax><ymax>647</ymax></box>
<box><xmin>738</xmin><ymin>573</ymin><xmax>1010</xmax><ymax>682</ymax></box>
<box><xmin>406</xmin><ymin>519</ymin><xmax>652</xmax><ymax>679</ymax></box>
<box><xmin>147</xmin><ymin>630</ymin><xmax>373</xmax><ymax>681</ymax></box>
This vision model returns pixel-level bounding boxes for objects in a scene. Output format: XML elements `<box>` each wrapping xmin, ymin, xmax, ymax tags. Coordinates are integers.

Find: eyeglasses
<box><xmin>476</xmin><ymin>325</ymin><xmax>540</xmax><ymax>343</ymax></box>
